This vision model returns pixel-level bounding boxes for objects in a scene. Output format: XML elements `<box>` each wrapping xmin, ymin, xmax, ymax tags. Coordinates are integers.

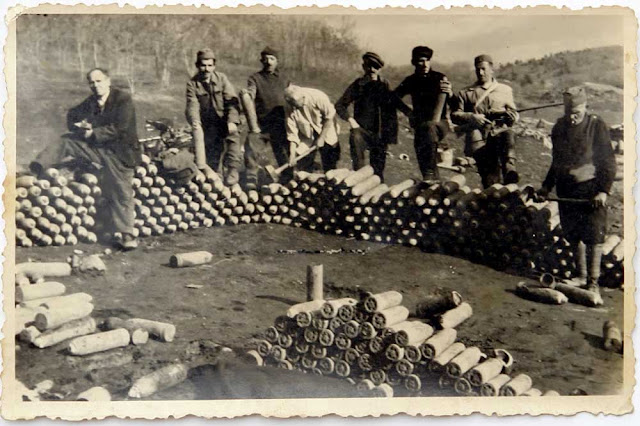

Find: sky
<box><xmin>321</xmin><ymin>14</ymin><xmax>624</xmax><ymax>66</ymax></box>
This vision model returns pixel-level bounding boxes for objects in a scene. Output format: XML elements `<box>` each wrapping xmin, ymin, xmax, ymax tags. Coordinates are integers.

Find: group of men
<box><xmin>27</xmin><ymin>44</ymin><xmax>617</xmax><ymax>294</ymax></box>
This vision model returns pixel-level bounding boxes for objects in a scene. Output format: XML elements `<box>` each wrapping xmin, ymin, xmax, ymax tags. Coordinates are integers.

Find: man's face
<box><xmin>362</xmin><ymin>61</ymin><xmax>381</xmax><ymax>78</ymax></box>
<box><xmin>197</xmin><ymin>58</ymin><xmax>216</xmax><ymax>79</ymax></box>
<box><xmin>414</xmin><ymin>57</ymin><xmax>431</xmax><ymax>75</ymax></box>
<box><xmin>475</xmin><ymin>61</ymin><xmax>494</xmax><ymax>84</ymax></box>
<box><xmin>87</xmin><ymin>70</ymin><xmax>111</xmax><ymax>98</ymax></box>
<box><xmin>261</xmin><ymin>54</ymin><xmax>278</xmax><ymax>72</ymax></box>
<box><xmin>565</xmin><ymin>103</ymin><xmax>587</xmax><ymax>126</ymax></box>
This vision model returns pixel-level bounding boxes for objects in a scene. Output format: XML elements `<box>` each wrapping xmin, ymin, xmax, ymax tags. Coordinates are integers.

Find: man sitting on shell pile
<box><xmin>29</xmin><ymin>68</ymin><xmax>141</xmax><ymax>250</ymax></box>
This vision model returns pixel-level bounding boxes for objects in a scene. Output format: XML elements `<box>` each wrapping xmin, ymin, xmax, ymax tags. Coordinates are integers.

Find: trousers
<box><xmin>414</xmin><ymin>121</ymin><xmax>448</xmax><ymax>179</ymax></box>
<box><xmin>472</xmin><ymin>129</ymin><xmax>517</xmax><ymax>188</ymax></box>
<box><xmin>349</xmin><ymin>127</ymin><xmax>387</xmax><ymax>181</ymax></box>
<box><xmin>244</xmin><ymin>121</ymin><xmax>292</xmax><ymax>183</ymax></box>
<box><xmin>195</xmin><ymin>118</ymin><xmax>242</xmax><ymax>173</ymax></box>
<box><xmin>31</xmin><ymin>137</ymin><xmax>135</xmax><ymax>235</ymax></box>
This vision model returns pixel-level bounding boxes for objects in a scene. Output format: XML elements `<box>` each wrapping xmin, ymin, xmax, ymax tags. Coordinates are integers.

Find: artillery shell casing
<box><xmin>68</xmin><ymin>328</ymin><xmax>130</xmax><ymax>355</ymax></box>
<box><xmin>385</xmin><ymin>343</ymin><xmax>405</xmax><ymax>361</ymax></box>
<box><xmin>35</xmin><ymin>303</ymin><xmax>94</xmax><ymax>331</ymax></box>
<box><xmin>245</xmin><ymin>350</ymin><xmax>264</xmax><ymax>366</ymax></box>
<box><xmin>357</xmin><ymin>379</ymin><xmax>376</xmax><ymax>392</ymax></box>
<box><xmin>404</xmin><ymin>374</ymin><xmax>422</xmax><ymax>392</ymax></box>
<box><xmin>430</xmin><ymin>342</ymin><xmax>466</xmax><ymax>371</ymax></box>
<box><xmin>500</xmin><ymin>374</ymin><xmax>533</xmax><ymax>396</ymax></box>
<box><xmin>363</xmin><ymin>291</ymin><xmax>403</xmax><ymax>313</ymax></box>
<box><xmin>16</xmin><ymin>262</ymin><xmax>72</xmax><ymax>278</ymax></box>
<box><xmin>554</xmin><ymin>283</ymin><xmax>604</xmax><ymax>307</ymax></box>
<box><xmin>543</xmin><ymin>390</ymin><xmax>560</xmax><ymax>396</ymax></box>
<box><xmin>320</xmin><ymin>298</ymin><xmax>357</xmax><ymax>319</ymax></box>
<box><xmin>287</xmin><ymin>300</ymin><xmax>325</xmax><ymax>318</ymax></box>
<box><xmin>446</xmin><ymin>346</ymin><xmax>484</xmax><ymax>378</ymax></box>
<box><xmin>32</xmin><ymin>316</ymin><xmax>96</xmax><ymax>348</ymax></box>
<box><xmin>522</xmin><ymin>388</ymin><xmax>542</xmax><ymax>397</ymax></box>
<box><xmin>371</xmin><ymin>305</ymin><xmax>410</xmax><ymax>329</ymax></box>
<box><xmin>603</xmin><ymin>320</ymin><xmax>623</xmax><ymax>353</ymax></box>
<box><xmin>439</xmin><ymin>302</ymin><xmax>473</xmax><ymax>329</ymax></box>
<box><xmin>421</xmin><ymin>328</ymin><xmax>457</xmax><ymax>360</ymax></box>
<box><xmin>16</xmin><ymin>281</ymin><xmax>66</xmax><ymax>302</ymax></box>
<box><xmin>128</xmin><ymin>363</ymin><xmax>189</xmax><ymax>398</ymax></box>
<box><xmin>515</xmin><ymin>283</ymin><xmax>568</xmax><ymax>304</ymax></box>
<box><xmin>466</xmin><ymin>357</ymin><xmax>505</xmax><ymax>386</ymax></box>
<box><xmin>122</xmin><ymin>318</ymin><xmax>176</xmax><ymax>342</ymax></box>
<box><xmin>391</xmin><ymin>321</ymin><xmax>434</xmax><ymax>346</ymax></box>
<box><xmin>19</xmin><ymin>325</ymin><xmax>41</xmax><ymax>343</ymax></box>
<box><xmin>481</xmin><ymin>374</ymin><xmax>512</xmax><ymax>396</ymax></box>
<box><xmin>415</xmin><ymin>290</ymin><xmax>463</xmax><ymax>318</ymax></box>
<box><xmin>27</xmin><ymin>292</ymin><xmax>93</xmax><ymax>310</ymax></box>
<box><xmin>77</xmin><ymin>386</ymin><xmax>111</xmax><ymax>401</ymax></box>
<box><xmin>169</xmin><ymin>251</ymin><xmax>213</xmax><ymax>267</ymax></box>
<box><xmin>454</xmin><ymin>377</ymin><xmax>474</xmax><ymax>395</ymax></box>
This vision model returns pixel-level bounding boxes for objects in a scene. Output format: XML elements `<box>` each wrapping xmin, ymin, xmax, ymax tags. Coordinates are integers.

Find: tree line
<box><xmin>17</xmin><ymin>14</ymin><xmax>362</xmax><ymax>93</ymax></box>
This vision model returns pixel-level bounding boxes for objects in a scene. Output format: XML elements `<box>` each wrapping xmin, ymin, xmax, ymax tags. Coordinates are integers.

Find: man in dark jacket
<box><xmin>30</xmin><ymin>67</ymin><xmax>141</xmax><ymax>250</ymax></box>
<box><xmin>241</xmin><ymin>46</ymin><xmax>291</xmax><ymax>188</ymax></box>
<box><xmin>336</xmin><ymin>52</ymin><xmax>397</xmax><ymax>181</ymax></box>
<box><xmin>393</xmin><ymin>46</ymin><xmax>452</xmax><ymax>182</ymax></box>
<box><xmin>536</xmin><ymin>86</ymin><xmax>616</xmax><ymax>294</ymax></box>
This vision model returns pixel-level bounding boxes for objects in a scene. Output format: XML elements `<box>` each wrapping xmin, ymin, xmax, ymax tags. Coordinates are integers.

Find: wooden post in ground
<box><xmin>307</xmin><ymin>264</ymin><xmax>324</xmax><ymax>302</ymax></box>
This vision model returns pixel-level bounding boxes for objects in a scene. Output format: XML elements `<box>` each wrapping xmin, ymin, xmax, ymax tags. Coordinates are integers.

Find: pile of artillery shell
<box><xmin>252</xmin><ymin>290</ymin><xmax>559</xmax><ymax>397</ymax></box>
<box><xmin>16</xmin><ymin>161</ymin><xmax>624</xmax><ymax>288</ymax></box>
<box><xmin>16</xmin><ymin>169</ymin><xmax>100</xmax><ymax>247</ymax></box>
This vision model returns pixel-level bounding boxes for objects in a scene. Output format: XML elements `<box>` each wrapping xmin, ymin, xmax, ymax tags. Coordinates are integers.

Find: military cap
<box><xmin>411</xmin><ymin>46</ymin><xmax>434</xmax><ymax>61</ymax></box>
<box><xmin>363</xmin><ymin>52</ymin><xmax>384</xmax><ymax>68</ymax></box>
<box><xmin>563</xmin><ymin>86</ymin><xmax>588</xmax><ymax>107</ymax></box>
<box><xmin>474</xmin><ymin>54</ymin><xmax>493</xmax><ymax>66</ymax></box>
<box><xmin>196</xmin><ymin>49</ymin><xmax>216</xmax><ymax>62</ymax></box>
<box><xmin>261</xmin><ymin>46</ymin><xmax>279</xmax><ymax>57</ymax></box>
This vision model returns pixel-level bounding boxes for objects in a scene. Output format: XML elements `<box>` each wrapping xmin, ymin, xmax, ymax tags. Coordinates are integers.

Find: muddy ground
<box><xmin>15</xmin><ymin>221</ymin><xmax>624</xmax><ymax>400</ymax></box>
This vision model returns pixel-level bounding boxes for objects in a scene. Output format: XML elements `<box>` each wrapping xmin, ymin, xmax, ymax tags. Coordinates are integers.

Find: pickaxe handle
<box><xmin>546</xmin><ymin>196</ymin><xmax>591</xmax><ymax>204</ymax></box>
<box><xmin>272</xmin><ymin>145</ymin><xmax>319</xmax><ymax>176</ymax></box>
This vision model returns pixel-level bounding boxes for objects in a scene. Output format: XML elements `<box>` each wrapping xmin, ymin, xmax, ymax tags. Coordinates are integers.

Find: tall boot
<box><xmin>575</xmin><ymin>241</ymin><xmax>588</xmax><ymax>287</ymax></box>
<box><xmin>586</xmin><ymin>243</ymin><xmax>603</xmax><ymax>294</ymax></box>
<box><xmin>502</xmin><ymin>130</ymin><xmax>519</xmax><ymax>184</ymax></box>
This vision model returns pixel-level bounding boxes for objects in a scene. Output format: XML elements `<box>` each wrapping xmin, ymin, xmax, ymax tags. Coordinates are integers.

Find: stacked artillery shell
<box><xmin>17</xmin><ymin>160</ymin><xmax>624</xmax><ymax>288</ymax></box>
<box><xmin>253</xmin><ymin>288</ymin><xmax>558</xmax><ymax>397</ymax></box>
<box><xmin>131</xmin><ymin>156</ymin><xmax>260</xmax><ymax>236</ymax></box>
<box><xmin>16</xmin><ymin>169</ymin><xmax>100</xmax><ymax>246</ymax></box>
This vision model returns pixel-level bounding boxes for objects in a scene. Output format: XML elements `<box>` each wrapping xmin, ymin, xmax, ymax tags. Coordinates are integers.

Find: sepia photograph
<box><xmin>1</xmin><ymin>3</ymin><xmax>636</xmax><ymax>420</ymax></box>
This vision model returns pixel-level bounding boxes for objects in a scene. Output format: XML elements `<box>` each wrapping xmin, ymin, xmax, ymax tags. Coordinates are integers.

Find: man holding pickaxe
<box><xmin>282</xmin><ymin>85</ymin><xmax>341</xmax><ymax>173</ymax></box>
<box><xmin>535</xmin><ymin>86</ymin><xmax>616</xmax><ymax>294</ymax></box>
<box><xmin>451</xmin><ymin>54</ymin><xmax>519</xmax><ymax>188</ymax></box>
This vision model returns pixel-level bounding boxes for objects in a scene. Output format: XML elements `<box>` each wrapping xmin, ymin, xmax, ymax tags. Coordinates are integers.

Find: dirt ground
<box><xmin>15</xmin><ymin>220</ymin><xmax>624</xmax><ymax>400</ymax></box>
<box><xmin>13</xmin><ymin>72</ymin><xmax>625</xmax><ymax>401</ymax></box>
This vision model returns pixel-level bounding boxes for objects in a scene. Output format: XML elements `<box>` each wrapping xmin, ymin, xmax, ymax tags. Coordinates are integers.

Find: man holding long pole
<box><xmin>536</xmin><ymin>86</ymin><xmax>616</xmax><ymax>294</ymax></box>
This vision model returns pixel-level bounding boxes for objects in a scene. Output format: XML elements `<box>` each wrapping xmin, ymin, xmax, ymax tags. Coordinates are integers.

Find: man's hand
<box><xmin>316</xmin><ymin>136</ymin><xmax>326</xmax><ymax>148</ymax></box>
<box><xmin>439</xmin><ymin>78</ymin><xmax>453</xmax><ymax>96</ymax></box>
<box><xmin>471</xmin><ymin>113</ymin><xmax>491</xmax><ymax>128</ymax></box>
<box><xmin>227</xmin><ymin>122</ymin><xmax>238</xmax><ymax>135</ymax></box>
<box><xmin>593</xmin><ymin>192</ymin><xmax>608</xmax><ymax>208</ymax></box>
<box><xmin>83</xmin><ymin>128</ymin><xmax>94</xmax><ymax>140</ymax></box>
<box><xmin>535</xmin><ymin>187</ymin><xmax>550</xmax><ymax>202</ymax></box>
<box><xmin>348</xmin><ymin>117</ymin><xmax>360</xmax><ymax>130</ymax></box>
<box><xmin>505</xmin><ymin>110</ymin><xmax>518</xmax><ymax>127</ymax></box>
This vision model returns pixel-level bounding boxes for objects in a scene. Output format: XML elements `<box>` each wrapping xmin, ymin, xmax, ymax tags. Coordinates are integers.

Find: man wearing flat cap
<box><xmin>186</xmin><ymin>48</ymin><xmax>241</xmax><ymax>186</ymax></box>
<box><xmin>536</xmin><ymin>86</ymin><xmax>616</xmax><ymax>294</ymax></box>
<box><xmin>451</xmin><ymin>54</ymin><xmax>519</xmax><ymax>187</ymax></box>
<box><xmin>393</xmin><ymin>46</ymin><xmax>453</xmax><ymax>182</ymax></box>
<box><xmin>241</xmin><ymin>46</ymin><xmax>291</xmax><ymax>188</ymax></box>
<box><xmin>335</xmin><ymin>52</ymin><xmax>398</xmax><ymax>181</ymax></box>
